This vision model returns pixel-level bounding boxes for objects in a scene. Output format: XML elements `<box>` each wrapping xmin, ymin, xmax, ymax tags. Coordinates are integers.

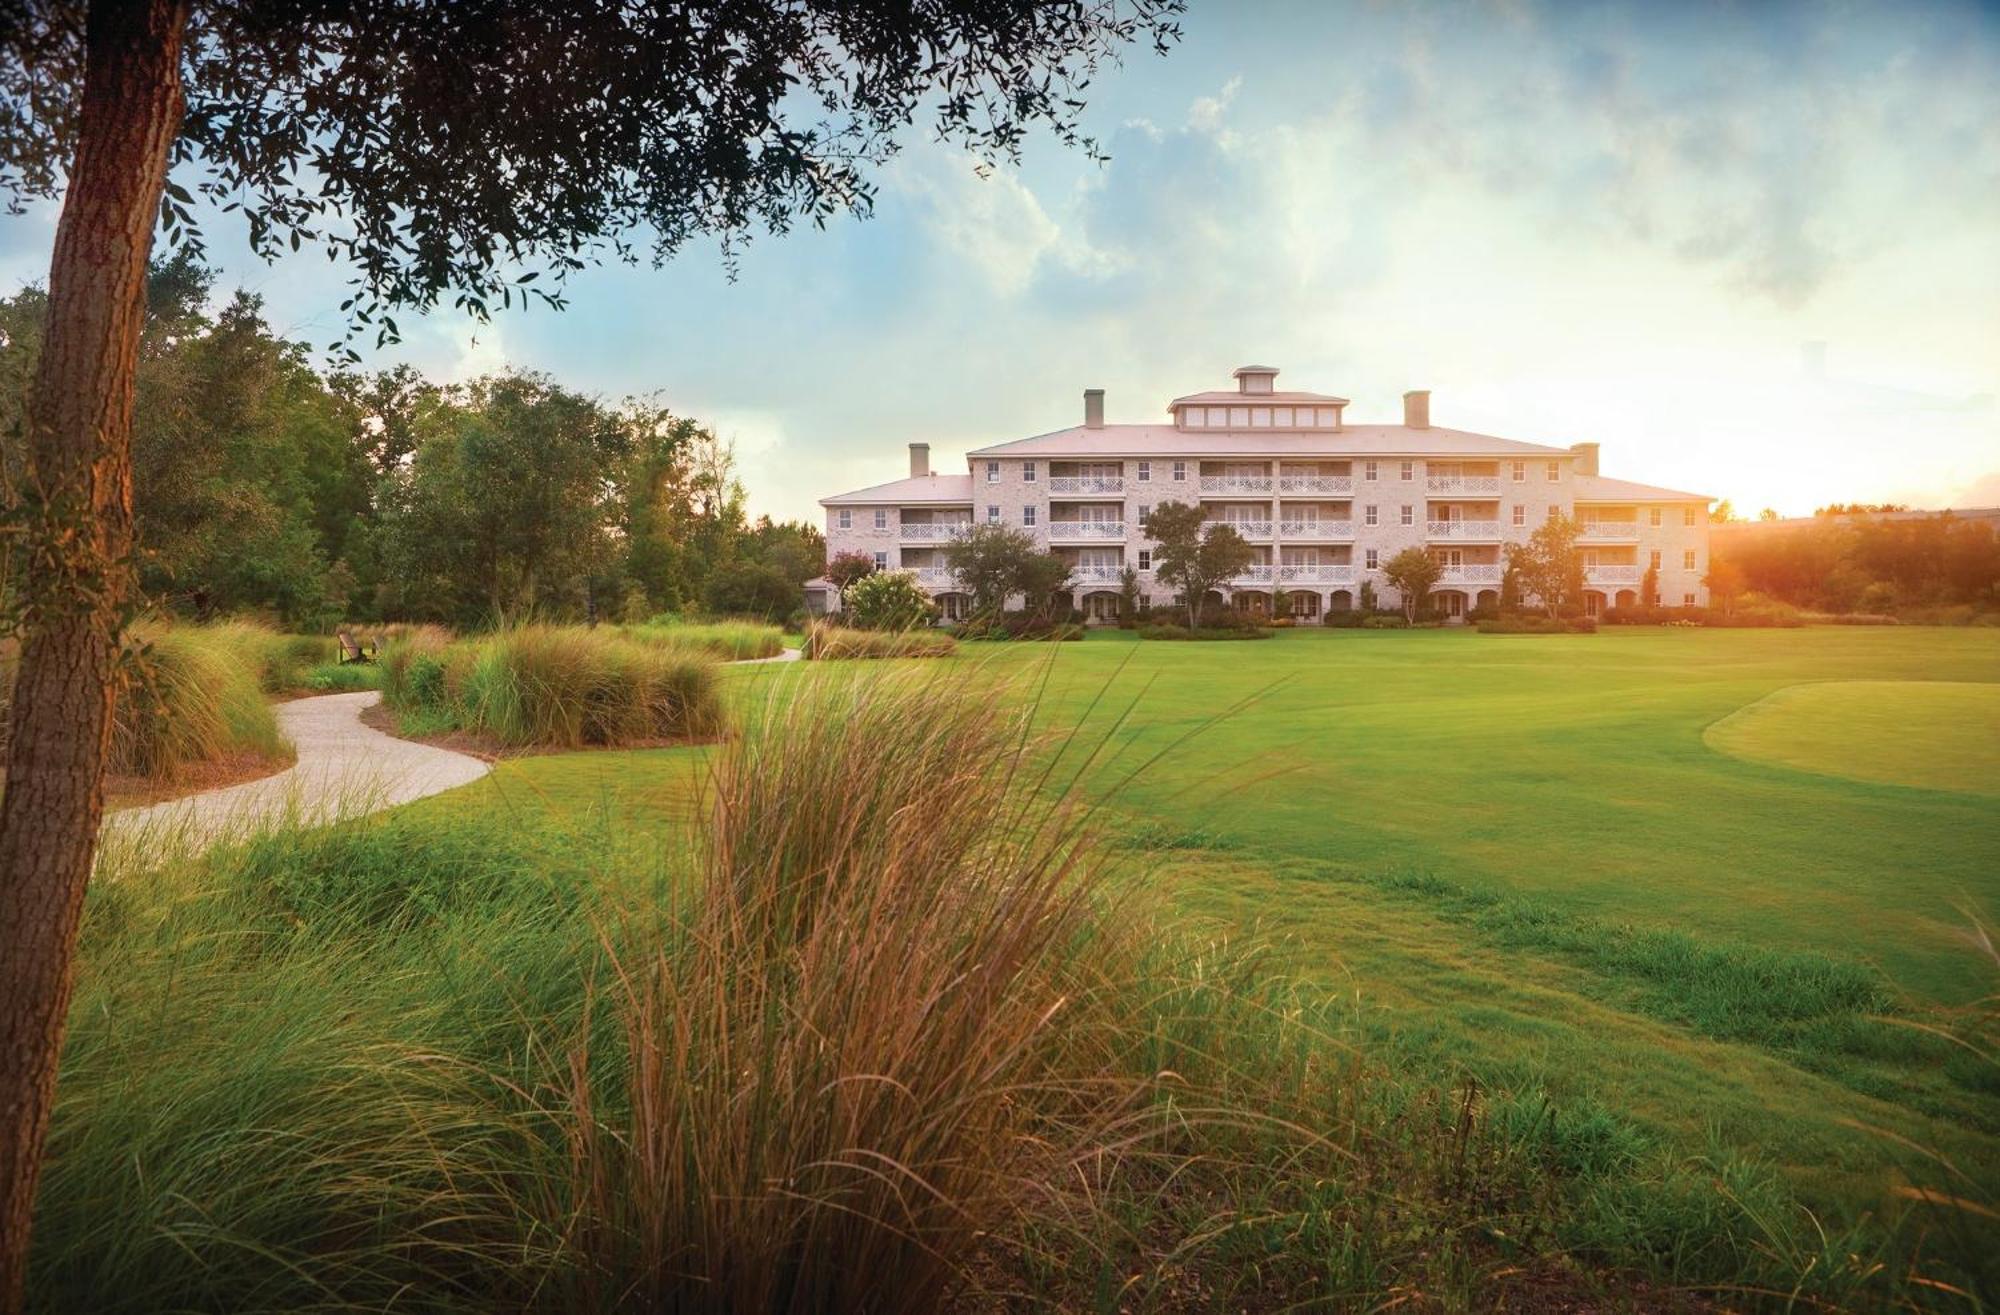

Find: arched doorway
<box><xmin>1614</xmin><ymin>589</ymin><xmax>1637</xmax><ymax>609</ymax></box>
<box><xmin>935</xmin><ymin>592</ymin><xmax>970</xmax><ymax>622</ymax></box>
<box><xmin>1233</xmin><ymin>589</ymin><xmax>1271</xmax><ymax>618</ymax></box>
<box><xmin>1050</xmin><ymin>589</ymin><xmax>1076</xmax><ymax>619</ymax></box>
<box><xmin>1475</xmin><ymin>589</ymin><xmax>1498</xmax><ymax>612</ymax></box>
<box><xmin>1199</xmin><ymin>589</ymin><xmax>1228</xmax><ymax>620</ymax></box>
<box><xmin>1081</xmin><ymin>591</ymin><xmax>1121</xmax><ymax>624</ymax></box>
<box><xmin>1582</xmin><ymin>590</ymin><xmax>1606</xmax><ymax>617</ymax></box>
<box><xmin>1328</xmin><ymin>589</ymin><xmax>1354</xmax><ymax>613</ymax></box>
<box><xmin>1287</xmin><ymin>591</ymin><xmax>1321</xmax><ymax>619</ymax></box>
<box><xmin>1431</xmin><ymin>589</ymin><xmax>1468</xmax><ymax>621</ymax></box>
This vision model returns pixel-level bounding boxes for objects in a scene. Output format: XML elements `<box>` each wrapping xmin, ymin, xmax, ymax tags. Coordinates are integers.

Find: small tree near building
<box><xmin>1506</xmin><ymin>514</ymin><xmax>1586</xmax><ymax>617</ymax></box>
<box><xmin>826</xmin><ymin>551</ymin><xmax>876</xmax><ymax>592</ymax></box>
<box><xmin>1359</xmin><ymin>578</ymin><xmax>1379</xmax><ymax>613</ymax></box>
<box><xmin>1117</xmin><ymin>566</ymin><xmax>1142</xmax><ymax>626</ymax></box>
<box><xmin>844</xmin><ymin>571</ymin><xmax>934</xmax><ymax>630</ymax></box>
<box><xmin>1382</xmin><ymin>548</ymin><xmax>1443</xmax><ymax>622</ymax></box>
<box><xmin>1639</xmin><ymin>564</ymin><xmax>1660</xmax><ymax>608</ymax></box>
<box><xmin>1147</xmin><ymin>501</ymin><xmax>1255</xmax><ymax>627</ymax></box>
<box><xmin>1704</xmin><ymin>559</ymin><xmax>1747</xmax><ymax>614</ymax></box>
<box><xmin>1017</xmin><ymin>552</ymin><xmax>1074</xmax><ymax>623</ymax></box>
<box><xmin>945</xmin><ymin>524</ymin><xmax>1039</xmax><ymax>616</ymax></box>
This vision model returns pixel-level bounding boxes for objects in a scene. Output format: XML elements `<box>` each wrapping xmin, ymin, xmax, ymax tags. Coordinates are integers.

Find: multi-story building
<box><xmin>812</xmin><ymin>365</ymin><xmax>1710</xmax><ymax>622</ymax></box>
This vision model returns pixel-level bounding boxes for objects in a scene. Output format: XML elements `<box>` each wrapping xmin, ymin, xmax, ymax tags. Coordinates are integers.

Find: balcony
<box><xmin>1065</xmin><ymin>564</ymin><xmax>1126</xmax><ymax>584</ymax></box>
<box><xmin>1203</xmin><ymin>519</ymin><xmax>1272</xmax><ymax>540</ymax></box>
<box><xmin>1427</xmin><ymin>475</ymin><xmax>1501</xmax><ymax>495</ymax></box>
<box><xmin>1048</xmin><ymin>475</ymin><xmax>1124</xmax><ymax>495</ymax></box>
<box><xmin>912</xmin><ymin>567</ymin><xmax>961</xmax><ymax>588</ymax></box>
<box><xmin>899</xmin><ymin>521</ymin><xmax>972</xmax><ymax>543</ymax></box>
<box><xmin>1276</xmin><ymin>564</ymin><xmax>1355</xmax><ymax>585</ymax></box>
<box><xmin>1586</xmin><ymin>565</ymin><xmax>1643</xmax><ymax>586</ymax></box>
<box><xmin>1279</xmin><ymin>520</ymin><xmax>1353</xmax><ymax>540</ymax></box>
<box><xmin>1435</xmin><ymin>564</ymin><xmax>1504</xmax><ymax>586</ymax></box>
<box><xmin>1199</xmin><ymin>475</ymin><xmax>1273</xmax><ymax>495</ymax></box>
<box><xmin>1425</xmin><ymin>519</ymin><xmax>1504</xmax><ymax>541</ymax></box>
<box><xmin>1578</xmin><ymin>522</ymin><xmax>1641</xmax><ymax>543</ymax></box>
<box><xmin>1230</xmin><ymin>564</ymin><xmax>1276</xmax><ymax>584</ymax></box>
<box><xmin>1278</xmin><ymin>474</ymin><xmax>1352</xmax><ymax>495</ymax></box>
<box><xmin>1048</xmin><ymin>520</ymin><xmax>1125</xmax><ymax>540</ymax></box>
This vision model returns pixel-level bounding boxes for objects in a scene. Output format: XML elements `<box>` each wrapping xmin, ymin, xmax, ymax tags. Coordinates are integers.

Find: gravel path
<box><xmin>103</xmin><ymin>690</ymin><xmax>490</xmax><ymax>847</ymax></box>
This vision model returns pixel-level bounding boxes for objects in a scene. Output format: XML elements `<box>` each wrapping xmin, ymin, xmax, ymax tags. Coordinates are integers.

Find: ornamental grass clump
<box><xmin>800</xmin><ymin>618</ymin><xmax>955</xmax><ymax>659</ymax></box>
<box><xmin>108</xmin><ymin>623</ymin><xmax>289</xmax><ymax>780</ymax></box>
<box><xmin>622</xmin><ymin>618</ymin><xmax>785</xmax><ymax>661</ymax></box>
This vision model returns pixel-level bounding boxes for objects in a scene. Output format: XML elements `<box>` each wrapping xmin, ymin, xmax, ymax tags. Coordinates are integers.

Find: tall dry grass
<box><xmin>109</xmin><ymin>623</ymin><xmax>290</xmax><ymax>779</ymax></box>
<box><xmin>622</xmin><ymin>618</ymin><xmax>786</xmax><ymax>661</ymax></box>
<box><xmin>801</xmin><ymin>619</ymin><xmax>955</xmax><ymax>660</ymax></box>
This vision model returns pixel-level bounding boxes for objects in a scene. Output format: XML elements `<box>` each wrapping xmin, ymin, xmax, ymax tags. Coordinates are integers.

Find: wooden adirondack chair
<box><xmin>336</xmin><ymin>628</ymin><xmax>377</xmax><ymax>665</ymax></box>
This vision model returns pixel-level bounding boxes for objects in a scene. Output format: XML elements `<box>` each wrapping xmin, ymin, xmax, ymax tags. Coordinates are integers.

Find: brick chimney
<box><xmin>1402</xmin><ymin>389</ymin><xmax>1430</xmax><ymax>430</ymax></box>
<box><xmin>1569</xmin><ymin>442</ymin><xmax>1599</xmax><ymax>476</ymax></box>
<box><xmin>908</xmin><ymin>442</ymin><xmax>929</xmax><ymax>478</ymax></box>
<box><xmin>1083</xmin><ymin>388</ymin><xmax>1105</xmax><ymax>429</ymax></box>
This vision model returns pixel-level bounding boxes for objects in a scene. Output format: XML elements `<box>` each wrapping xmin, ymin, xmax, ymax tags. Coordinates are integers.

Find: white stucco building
<box><xmin>813</xmin><ymin>366</ymin><xmax>1710</xmax><ymax>622</ymax></box>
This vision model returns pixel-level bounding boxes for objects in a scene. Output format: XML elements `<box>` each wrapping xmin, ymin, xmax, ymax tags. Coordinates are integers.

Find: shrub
<box><xmin>1321</xmin><ymin>610</ymin><xmax>1364</xmax><ymax>628</ymax></box>
<box><xmin>952</xmin><ymin>611</ymin><xmax>1085</xmax><ymax>642</ymax></box>
<box><xmin>108</xmin><ymin>623</ymin><xmax>291</xmax><ymax>780</ymax></box>
<box><xmin>844</xmin><ymin>570</ymin><xmax>936</xmax><ymax>630</ymax></box>
<box><xmin>302</xmin><ymin>662</ymin><xmax>380</xmax><ymax>691</ymax></box>
<box><xmin>380</xmin><ymin>625</ymin><xmax>723</xmax><ymax>747</ymax></box>
<box><xmin>1136</xmin><ymin>622</ymin><xmax>1272</xmax><ymax>641</ymax></box>
<box><xmin>1360</xmin><ymin>613</ymin><xmax>1409</xmax><ymax>629</ymax></box>
<box><xmin>801</xmin><ymin>620</ymin><xmax>956</xmax><ymax>659</ymax></box>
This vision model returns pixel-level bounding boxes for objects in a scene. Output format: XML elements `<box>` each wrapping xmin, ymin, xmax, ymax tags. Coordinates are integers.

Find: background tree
<box><xmin>945</xmin><ymin>524</ymin><xmax>1038</xmax><ymax>616</ymax></box>
<box><xmin>1704</xmin><ymin>559</ymin><xmax>1747</xmax><ymax>615</ymax></box>
<box><xmin>1639</xmin><ymin>563</ymin><xmax>1660</xmax><ymax>608</ymax></box>
<box><xmin>1505</xmin><ymin>514</ymin><xmax>1586</xmax><ymax>618</ymax></box>
<box><xmin>703</xmin><ymin>560</ymin><xmax>800</xmax><ymax>620</ymax></box>
<box><xmin>0</xmin><ymin>2</ymin><xmax>1184</xmax><ymax>1295</ymax></box>
<box><xmin>1381</xmin><ymin>547</ymin><xmax>1443</xmax><ymax>622</ymax></box>
<box><xmin>1117</xmin><ymin>566</ymin><xmax>1141</xmax><ymax>625</ymax></box>
<box><xmin>1147</xmin><ymin>501</ymin><xmax>1253</xmax><ymax>628</ymax></box>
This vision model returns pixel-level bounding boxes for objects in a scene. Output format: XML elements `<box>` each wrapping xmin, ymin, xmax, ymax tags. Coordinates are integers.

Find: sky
<box><xmin>3</xmin><ymin>0</ymin><xmax>1996</xmax><ymax>522</ymax></box>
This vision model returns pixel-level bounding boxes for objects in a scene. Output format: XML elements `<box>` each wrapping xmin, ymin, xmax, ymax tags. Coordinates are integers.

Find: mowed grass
<box><xmin>1707</xmin><ymin>678</ymin><xmax>2000</xmax><ymax>798</ymax></box>
<box><xmin>436</xmin><ymin>625</ymin><xmax>2000</xmax><ymax>1231</ymax></box>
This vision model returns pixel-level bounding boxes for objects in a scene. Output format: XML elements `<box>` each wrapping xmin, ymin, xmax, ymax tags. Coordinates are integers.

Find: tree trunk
<box><xmin>0</xmin><ymin>1</ymin><xmax>188</xmax><ymax>1306</ymax></box>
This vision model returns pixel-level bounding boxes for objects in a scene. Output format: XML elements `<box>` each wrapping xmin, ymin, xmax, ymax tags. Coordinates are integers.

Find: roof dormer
<box><xmin>1233</xmin><ymin>364</ymin><xmax>1280</xmax><ymax>395</ymax></box>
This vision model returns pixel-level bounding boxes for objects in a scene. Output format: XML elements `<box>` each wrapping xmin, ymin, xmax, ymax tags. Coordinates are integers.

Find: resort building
<box><xmin>812</xmin><ymin>366</ymin><xmax>1711</xmax><ymax>622</ymax></box>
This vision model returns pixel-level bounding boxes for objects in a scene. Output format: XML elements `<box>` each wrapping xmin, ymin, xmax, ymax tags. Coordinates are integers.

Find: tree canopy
<box><xmin>1146</xmin><ymin>501</ymin><xmax>1253</xmax><ymax>627</ymax></box>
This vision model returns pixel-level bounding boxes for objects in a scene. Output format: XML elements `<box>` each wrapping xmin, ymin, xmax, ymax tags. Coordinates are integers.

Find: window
<box><xmin>1365</xmin><ymin>548</ymin><xmax>1379</xmax><ymax>570</ymax></box>
<box><xmin>1511</xmin><ymin>505</ymin><xmax>1525</xmax><ymax>527</ymax></box>
<box><xmin>872</xmin><ymin>552</ymin><xmax>887</xmax><ymax>570</ymax></box>
<box><xmin>836</xmin><ymin>509</ymin><xmax>852</xmax><ymax>529</ymax></box>
<box><xmin>1648</xmin><ymin>507</ymin><xmax>1661</xmax><ymax>528</ymax></box>
<box><xmin>1511</xmin><ymin>461</ymin><xmax>1525</xmax><ymax>482</ymax></box>
<box><xmin>1399</xmin><ymin>461</ymin><xmax>1414</xmax><ymax>481</ymax></box>
<box><xmin>1683</xmin><ymin>549</ymin><xmax>1697</xmax><ymax>570</ymax></box>
<box><xmin>1684</xmin><ymin>507</ymin><xmax>1697</xmax><ymax>526</ymax></box>
<box><xmin>1172</xmin><ymin>461</ymin><xmax>1186</xmax><ymax>481</ymax></box>
<box><xmin>1229</xmin><ymin>406</ymin><xmax>1249</xmax><ymax>427</ymax></box>
<box><xmin>1137</xmin><ymin>549</ymin><xmax>1152</xmax><ymax>571</ymax></box>
<box><xmin>874</xmin><ymin>509</ymin><xmax>887</xmax><ymax>529</ymax></box>
<box><xmin>986</xmin><ymin>461</ymin><xmax>1000</xmax><ymax>483</ymax></box>
<box><xmin>1364</xmin><ymin>504</ymin><xmax>1378</xmax><ymax>527</ymax></box>
<box><xmin>987</xmin><ymin>505</ymin><xmax>1000</xmax><ymax>524</ymax></box>
<box><xmin>1364</xmin><ymin>460</ymin><xmax>1378</xmax><ymax>481</ymax></box>
<box><xmin>1649</xmin><ymin>549</ymin><xmax>1662</xmax><ymax>570</ymax></box>
<box><xmin>1138</xmin><ymin>504</ymin><xmax>1150</xmax><ymax>528</ymax></box>
<box><xmin>1023</xmin><ymin>461</ymin><xmax>1036</xmax><ymax>483</ymax></box>
<box><xmin>1183</xmin><ymin>407</ymin><xmax>1206</xmax><ymax>428</ymax></box>
<box><xmin>1137</xmin><ymin>461</ymin><xmax>1151</xmax><ymax>482</ymax></box>
<box><xmin>1315</xmin><ymin>407</ymin><xmax>1337</xmax><ymax>427</ymax></box>
<box><xmin>1137</xmin><ymin>595</ymin><xmax>1152</xmax><ymax>615</ymax></box>
<box><xmin>1683</xmin><ymin>593</ymin><xmax>1695</xmax><ymax>606</ymax></box>
<box><xmin>1022</xmin><ymin>505</ymin><xmax>1037</xmax><ymax>527</ymax></box>
<box><xmin>1547</xmin><ymin>505</ymin><xmax>1560</xmax><ymax>522</ymax></box>
<box><xmin>1545</xmin><ymin>461</ymin><xmax>1560</xmax><ymax>482</ymax></box>
<box><xmin>1399</xmin><ymin>505</ymin><xmax>1414</xmax><ymax>526</ymax></box>
<box><xmin>1273</xmin><ymin>407</ymin><xmax>1293</xmax><ymax>426</ymax></box>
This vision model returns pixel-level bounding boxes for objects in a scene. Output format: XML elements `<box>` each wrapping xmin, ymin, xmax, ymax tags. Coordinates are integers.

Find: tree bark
<box><xmin>0</xmin><ymin>1</ymin><xmax>187</xmax><ymax>1306</ymax></box>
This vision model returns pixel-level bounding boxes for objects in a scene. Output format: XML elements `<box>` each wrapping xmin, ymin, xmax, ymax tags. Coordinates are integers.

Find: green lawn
<box><xmin>408</xmin><ymin>625</ymin><xmax>2000</xmax><ymax>1219</ymax></box>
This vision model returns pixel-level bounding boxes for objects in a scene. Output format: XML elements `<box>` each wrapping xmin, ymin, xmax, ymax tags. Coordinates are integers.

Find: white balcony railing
<box><xmin>1048</xmin><ymin>520</ymin><xmax>1125</xmax><ymax>540</ymax></box>
<box><xmin>1278</xmin><ymin>474</ymin><xmax>1352</xmax><ymax>494</ymax></box>
<box><xmin>912</xmin><ymin>567</ymin><xmax>961</xmax><ymax>587</ymax></box>
<box><xmin>1578</xmin><ymin>522</ymin><xmax>1641</xmax><ymax>541</ymax></box>
<box><xmin>1279</xmin><ymin>520</ymin><xmax>1354</xmax><ymax>540</ymax></box>
<box><xmin>1276</xmin><ymin>564</ymin><xmax>1355</xmax><ymax>585</ymax></box>
<box><xmin>1203</xmin><ymin>520</ymin><xmax>1272</xmax><ymax>539</ymax></box>
<box><xmin>1426</xmin><ymin>475</ymin><xmax>1501</xmax><ymax>494</ymax></box>
<box><xmin>1065</xmin><ymin>564</ymin><xmax>1126</xmax><ymax>584</ymax></box>
<box><xmin>899</xmin><ymin>521</ymin><xmax>973</xmax><ymax>542</ymax></box>
<box><xmin>1047</xmin><ymin>475</ymin><xmax>1124</xmax><ymax>495</ymax></box>
<box><xmin>1435</xmin><ymin>564</ymin><xmax>1505</xmax><ymax>585</ymax></box>
<box><xmin>1425</xmin><ymin>519</ymin><xmax>1504</xmax><ymax>540</ymax></box>
<box><xmin>1231</xmin><ymin>564</ymin><xmax>1275</xmax><ymax>584</ymax></box>
<box><xmin>1586</xmin><ymin>565</ymin><xmax>1643</xmax><ymax>585</ymax></box>
<box><xmin>1199</xmin><ymin>475</ymin><xmax>1274</xmax><ymax>495</ymax></box>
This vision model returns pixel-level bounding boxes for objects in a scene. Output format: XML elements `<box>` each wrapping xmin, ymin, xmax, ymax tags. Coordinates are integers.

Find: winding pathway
<box><xmin>103</xmin><ymin>690</ymin><xmax>491</xmax><ymax>847</ymax></box>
